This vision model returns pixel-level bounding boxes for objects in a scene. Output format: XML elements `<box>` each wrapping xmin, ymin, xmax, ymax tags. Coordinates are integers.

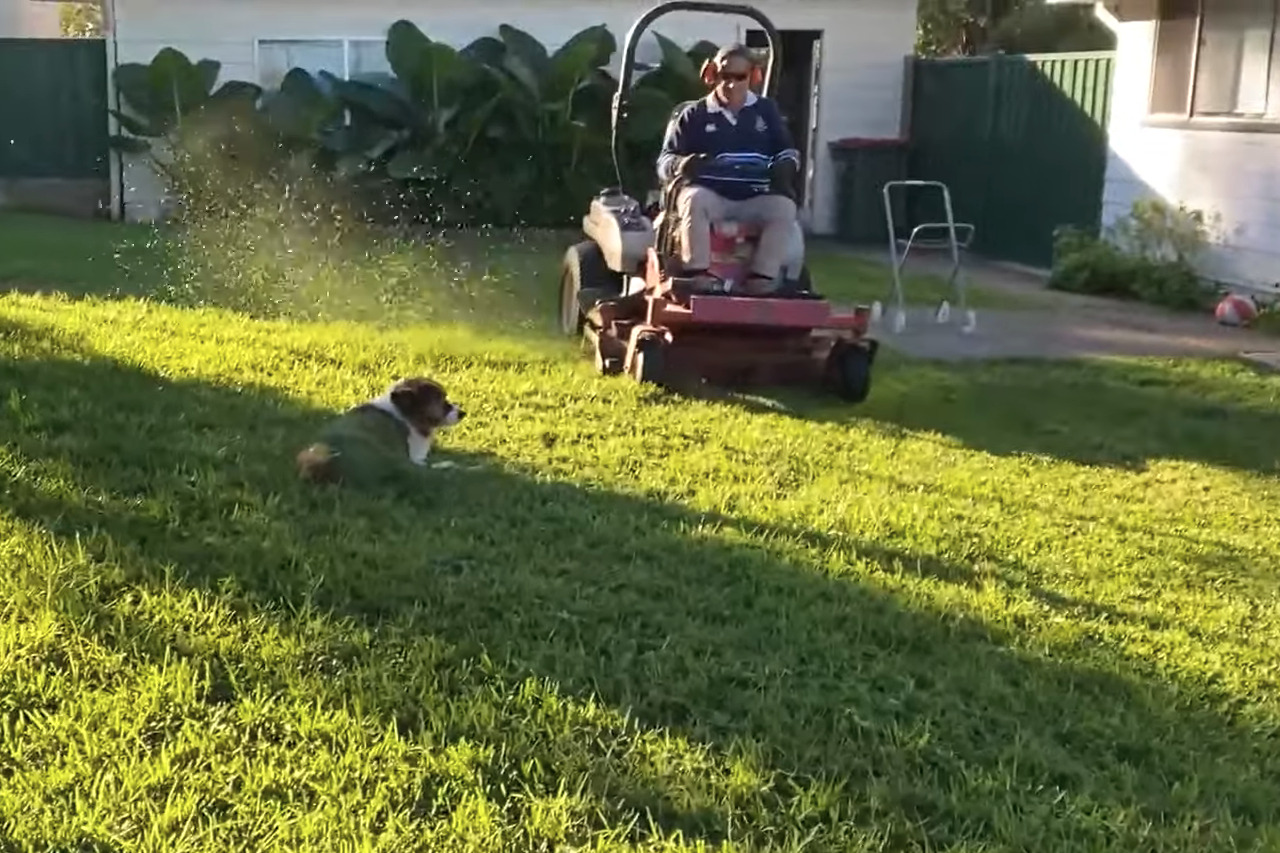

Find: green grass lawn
<box><xmin>1</xmin><ymin>210</ymin><xmax>1278</xmax><ymax>852</ymax></box>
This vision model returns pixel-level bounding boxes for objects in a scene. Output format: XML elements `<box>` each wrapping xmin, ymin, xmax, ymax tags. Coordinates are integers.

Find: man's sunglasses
<box><xmin>716</xmin><ymin>69</ymin><xmax>750</xmax><ymax>83</ymax></box>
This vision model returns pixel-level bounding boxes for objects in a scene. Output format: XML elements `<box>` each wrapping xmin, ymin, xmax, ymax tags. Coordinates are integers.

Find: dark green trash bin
<box><xmin>829</xmin><ymin>137</ymin><xmax>908</xmax><ymax>246</ymax></box>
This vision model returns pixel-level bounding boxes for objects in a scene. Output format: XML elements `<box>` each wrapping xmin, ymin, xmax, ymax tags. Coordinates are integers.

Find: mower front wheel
<box><xmin>560</xmin><ymin>241</ymin><xmax>623</xmax><ymax>336</ymax></box>
<box><xmin>593</xmin><ymin>336</ymin><xmax>624</xmax><ymax>376</ymax></box>
<box><xmin>631</xmin><ymin>335</ymin><xmax>667</xmax><ymax>386</ymax></box>
<box><xmin>826</xmin><ymin>340</ymin><xmax>875</xmax><ymax>403</ymax></box>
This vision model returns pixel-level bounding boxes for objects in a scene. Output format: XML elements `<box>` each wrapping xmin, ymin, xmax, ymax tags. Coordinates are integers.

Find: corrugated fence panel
<box><xmin>906</xmin><ymin>51</ymin><xmax>1115</xmax><ymax>268</ymax></box>
<box><xmin>904</xmin><ymin>57</ymin><xmax>996</xmax><ymax>250</ymax></box>
<box><xmin>0</xmin><ymin>38</ymin><xmax>110</xmax><ymax>179</ymax></box>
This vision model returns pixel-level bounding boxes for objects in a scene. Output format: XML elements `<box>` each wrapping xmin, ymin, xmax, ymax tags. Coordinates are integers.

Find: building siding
<box><xmin>1102</xmin><ymin>16</ymin><xmax>1280</xmax><ymax>292</ymax></box>
<box><xmin>0</xmin><ymin>0</ymin><xmax>61</xmax><ymax>38</ymax></box>
<box><xmin>108</xmin><ymin>0</ymin><xmax>916</xmax><ymax>234</ymax></box>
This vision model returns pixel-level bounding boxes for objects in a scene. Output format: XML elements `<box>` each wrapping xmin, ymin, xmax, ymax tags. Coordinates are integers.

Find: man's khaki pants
<box><xmin>675</xmin><ymin>185</ymin><xmax>797</xmax><ymax>290</ymax></box>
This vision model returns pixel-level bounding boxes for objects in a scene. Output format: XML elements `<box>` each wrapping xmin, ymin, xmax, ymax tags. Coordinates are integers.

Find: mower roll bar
<box><xmin>608</xmin><ymin>0</ymin><xmax>782</xmax><ymax>194</ymax></box>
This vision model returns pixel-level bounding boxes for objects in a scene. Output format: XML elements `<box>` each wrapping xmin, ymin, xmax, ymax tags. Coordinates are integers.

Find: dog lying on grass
<box><xmin>296</xmin><ymin>377</ymin><xmax>465</xmax><ymax>489</ymax></box>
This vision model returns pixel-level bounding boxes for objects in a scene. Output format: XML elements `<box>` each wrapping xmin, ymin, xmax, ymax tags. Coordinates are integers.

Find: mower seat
<box><xmin>711</xmin><ymin>219</ymin><xmax>761</xmax><ymax>239</ymax></box>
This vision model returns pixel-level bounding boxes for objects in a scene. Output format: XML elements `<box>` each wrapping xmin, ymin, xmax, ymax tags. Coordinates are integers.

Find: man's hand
<box><xmin>676</xmin><ymin>153</ymin><xmax>711</xmax><ymax>179</ymax></box>
<box><xmin>768</xmin><ymin>158</ymin><xmax>799</xmax><ymax>200</ymax></box>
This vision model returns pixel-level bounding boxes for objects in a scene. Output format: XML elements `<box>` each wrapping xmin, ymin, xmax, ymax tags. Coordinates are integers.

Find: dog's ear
<box><xmin>389</xmin><ymin>381</ymin><xmax>417</xmax><ymax>414</ymax></box>
<box><xmin>389</xmin><ymin>377</ymin><xmax>450</xmax><ymax>430</ymax></box>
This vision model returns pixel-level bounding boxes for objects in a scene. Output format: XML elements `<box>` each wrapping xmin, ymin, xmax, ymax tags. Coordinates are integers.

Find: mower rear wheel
<box><xmin>560</xmin><ymin>241</ymin><xmax>623</xmax><ymax>336</ymax></box>
<box><xmin>827</xmin><ymin>342</ymin><xmax>873</xmax><ymax>403</ymax></box>
<box><xmin>631</xmin><ymin>335</ymin><xmax>666</xmax><ymax>386</ymax></box>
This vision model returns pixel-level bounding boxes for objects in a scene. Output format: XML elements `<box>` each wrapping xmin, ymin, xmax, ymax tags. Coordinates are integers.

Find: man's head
<box><xmin>705</xmin><ymin>43</ymin><xmax>757</xmax><ymax>110</ymax></box>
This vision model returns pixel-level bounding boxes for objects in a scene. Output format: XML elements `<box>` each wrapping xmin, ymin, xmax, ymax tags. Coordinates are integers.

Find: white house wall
<box><xmin>0</xmin><ymin>0</ymin><xmax>62</xmax><ymax>37</ymax></box>
<box><xmin>1103</xmin><ymin>16</ymin><xmax>1280</xmax><ymax>292</ymax></box>
<box><xmin>107</xmin><ymin>0</ymin><xmax>916</xmax><ymax>233</ymax></box>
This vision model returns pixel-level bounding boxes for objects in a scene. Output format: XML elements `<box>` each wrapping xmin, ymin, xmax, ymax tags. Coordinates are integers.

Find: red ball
<box><xmin>1215</xmin><ymin>294</ymin><xmax>1258</xmax><ymax>327</ymax></box>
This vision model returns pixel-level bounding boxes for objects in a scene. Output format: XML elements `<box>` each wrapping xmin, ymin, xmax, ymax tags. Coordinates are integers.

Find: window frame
<box><xmin>1145</xmin><ymin>0</ymin><xmax>1280</xmax><ymax>133</ymax></box>
<box><xmin>252</xmin><ymin>37</ymin><xmax>391</xmax><ymax>89</ymax></box>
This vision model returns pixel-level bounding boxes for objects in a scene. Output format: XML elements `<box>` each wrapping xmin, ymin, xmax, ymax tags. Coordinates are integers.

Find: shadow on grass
<box><xmin>674</xmin><ymin>353</ymin><xmax>1280</xmax><ymax>477</ymax></box>
<box><xmin>1</xmin><ymin>319</ymin><xmax>1277</xmax><ymax>850</ymax></box>
<box><xmin>0</xmin><ymin>212</ymin><xmax>169</xmax><ymax>298</ymax></box>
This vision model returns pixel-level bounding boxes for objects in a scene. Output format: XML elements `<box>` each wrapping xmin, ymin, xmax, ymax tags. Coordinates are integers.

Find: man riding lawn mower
<box><xmin>560</xmin><ymin>0</ymin><xmax>878</xmax><ymax>402</ymax></box>
<box><xmin>659</xmin><ymin>42</ymin><xmax>801</xmax><ymax>296</ymax></box>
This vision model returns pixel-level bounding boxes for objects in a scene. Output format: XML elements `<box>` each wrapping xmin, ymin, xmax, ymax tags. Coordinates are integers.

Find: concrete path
<box><xmin>845</xmin><ymin>248</ymin><xmax>1279</xmax><ymax>366</ymax></box>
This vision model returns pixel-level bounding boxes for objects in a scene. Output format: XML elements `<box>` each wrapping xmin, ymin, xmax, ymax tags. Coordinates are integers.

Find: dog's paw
<box><xmin>430</xmin><ymin>460</ymin><xmax>482</xmax><ymax>471</ymax></box>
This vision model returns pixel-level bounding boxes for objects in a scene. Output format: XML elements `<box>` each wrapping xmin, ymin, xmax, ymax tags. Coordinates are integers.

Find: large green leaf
<box><xmin>545</xmin><ymin>24</ymin><xmax>616</xmax><ymax>104</ymax></box>
<box><xmin>498</xmin><ymin>52</ymin><xmax>541</xmax><ymax>100</ymax></box>
<box><xmin>334</xmin><ymin>152</ymin><xmax>376</xmax><ymax>179</ymax></box>
<box><xmin>624</xmin><ymin>86</ymin><xmax>680</xmax><ymax>144</ymax></box>
<box><xmin>633</xmin><ymin>40</ymin><xmax>707</xmax><ymax>106</ymax></box>
<box><xmin>551</xmin><ymin>24</ymin><xmax>615</xmax><ymax>72</ymax></box>
<box><xmin>687</xmin><ymin>39</ymin><xmax>720</xmax><ymax>67</ymax></box>
<box><xmin>386</xmin><ymin>148</ymin><xmax>442</xmax><ymax>181</ymax></box>
<box><xmin>652</xmin><ymin>32</ymin><xmax>700</xmax><ymax>85</ymax></box>
<box><xmin>107</xmin><ymin>133</ymin><xmax>151</xmax><ymax>155</ymax></box>
<box><xmin>325</xmin><ymin>120</ymin><xmax>407</xmax><ymax>161</ymax></box>
<box><xmin>194</xmin><ymin>58</ymin><xmax>221</xmax><ymax>96</ymax></box>
<box><xmin>567</xmin><ymin>69</ymin><xmax>616</xmax><ymax>133</ymax></box>
<box><xmin>460</xmin><ymin>36</ymin><xmax>506</xmax><ymax>68</ymax></box>
<box><xmin>260</xmin><ymin>68</ymin><xmax>341</xmax><ymax>142</ymax></box>
<box><xmin>332</xmin><ymin>77</ymin><xmax>417</xmax><ymax>129</ymax></box>
<box><xmin>113</xmin><ymin>48</ymin><xmax>222</xmax><ymax>134</ymax></box>
<box><xmin>386</xmin><ymin>19</ymin><xmax>475</xmax><ymax>110</ymax></box>
<box><xmin>496</xmin><ymin>24</ymin><xmax>561</xmax><ymax>101</ymax></box>
<box><xmin>425</xmin><ymin>103</ymin><xmax>461</xmax><ymax>137</ymax></box>
<box><xmin>498</xmin><ymin>24</ymin><xmax>550</xmax><ymax>82</ymax></box>
<box><xmin>457</xmin><ymin>93</ymin><xmax>506</xmax><ymax>151</ymax></box>
<box><xmin>208</xmin><ymin>80</ymin><xmax>264</xmax><ymax>106</ymax></box>
<box><xmin>113</xmin><ymin>63</ymin><xmax>163</xmax><ymax>125</ymax></box>
<box><xmin>109</xmin><ymin>108</ymin><xmax>156</xmax><ymax>138</ymax></box>
<box><xmin>148</xmin><ymin>48</ymin><xmax>218</xmax><ymax>122</ymax></box>
<box><xmin>386</xmin><ymin>19</ymin><xmax>432</xmax><ymax>82</ymax></box>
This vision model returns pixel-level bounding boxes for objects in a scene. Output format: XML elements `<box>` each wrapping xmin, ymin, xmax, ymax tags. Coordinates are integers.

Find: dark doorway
<box><xmin>745</xmin><ymin>28</ymin><xmax>822</xmax><ymax>207</ymax></box>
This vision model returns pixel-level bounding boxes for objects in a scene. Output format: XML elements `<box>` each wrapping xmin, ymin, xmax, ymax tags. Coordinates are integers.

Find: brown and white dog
<box><xmin>296</xmin><ymin>377</ymin><xmax>465</xmax><ymax>487</ymax></box>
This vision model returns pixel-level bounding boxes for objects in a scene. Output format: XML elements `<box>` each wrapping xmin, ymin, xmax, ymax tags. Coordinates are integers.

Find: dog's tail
<box><xmin>296</xmin><ymin>442</ymin><xmax>339</xmax><ymax>483</ymax></box>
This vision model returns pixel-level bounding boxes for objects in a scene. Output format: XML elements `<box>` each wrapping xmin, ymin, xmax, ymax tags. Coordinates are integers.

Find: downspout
<box><xmin>103</xmin><ymin>0</ymin><xmax>125</xmax><ymax>220</ymax></box>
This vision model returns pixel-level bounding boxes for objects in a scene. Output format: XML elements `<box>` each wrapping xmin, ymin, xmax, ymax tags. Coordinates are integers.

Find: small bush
<box><xmin>1253</xmin><ymin>301</ymin><xmax>1280</xmax><ymax>337</ymax></box>
<box><xmin>1049</xmin><ymin>200</ymin><xmax>1218</xmax><ymax>312</ymax></box>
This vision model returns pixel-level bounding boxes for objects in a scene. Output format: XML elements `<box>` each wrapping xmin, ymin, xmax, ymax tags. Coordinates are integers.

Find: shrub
<box><xmin>1048</xmin><ymin>200</ymin><xmax>1219</xmax><ymax>312</ymax></box>
<box><xmin>1253</xmin><ymin>300</ymin><xmax>1280</xmax><ymax>337</ymax></box>
<box><xmin>110</xmin><ymin>22</ymin><xmax>713</xmax><ymax>229</ymax></box>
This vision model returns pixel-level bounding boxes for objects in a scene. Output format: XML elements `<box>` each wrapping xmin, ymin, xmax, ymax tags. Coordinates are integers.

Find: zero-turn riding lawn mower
<box><xmin>559</xmin><ymin>0</ymin><xmax>878</xmax><ymax>402</ymax></box>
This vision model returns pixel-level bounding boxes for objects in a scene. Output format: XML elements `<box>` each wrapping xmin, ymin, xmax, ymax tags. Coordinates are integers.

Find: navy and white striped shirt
<box><xmin>657</xmin><ymin>91</ymin><xmax>801</xmax><ymax>202</ymax></box>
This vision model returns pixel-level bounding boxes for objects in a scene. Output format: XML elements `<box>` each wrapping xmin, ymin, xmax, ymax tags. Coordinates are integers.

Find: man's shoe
<box><xmin>741</xmin><ymin>274</ymin><xmax>780</xmax><ymax>296</ymax></box>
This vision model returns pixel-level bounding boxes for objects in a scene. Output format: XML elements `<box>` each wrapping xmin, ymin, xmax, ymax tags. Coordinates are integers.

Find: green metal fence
<box><xmin>906</xmin><ymin>51</ymin><xmax>1115</xmax><ymax>268</ymax></box>
<box><xmin>0</xmin><ymin>38</ymin><xmax>110</xmax><ymax>180</ymax></box>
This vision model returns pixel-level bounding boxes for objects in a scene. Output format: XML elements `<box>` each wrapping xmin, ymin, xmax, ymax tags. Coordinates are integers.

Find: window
<box><xmin>348</xmin><ymin>39</ymin><xmax>392</xmax><ymax>81</ymax></box>
<box><xmin>255</xmin><ymin>38</ymin><xmax>391</xmax><ymax>89</ymax></box>
<box><xmin>1149</xmin><ymin>0</ymin><xmax>1280</xmax><ymax>123</ymax></box>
